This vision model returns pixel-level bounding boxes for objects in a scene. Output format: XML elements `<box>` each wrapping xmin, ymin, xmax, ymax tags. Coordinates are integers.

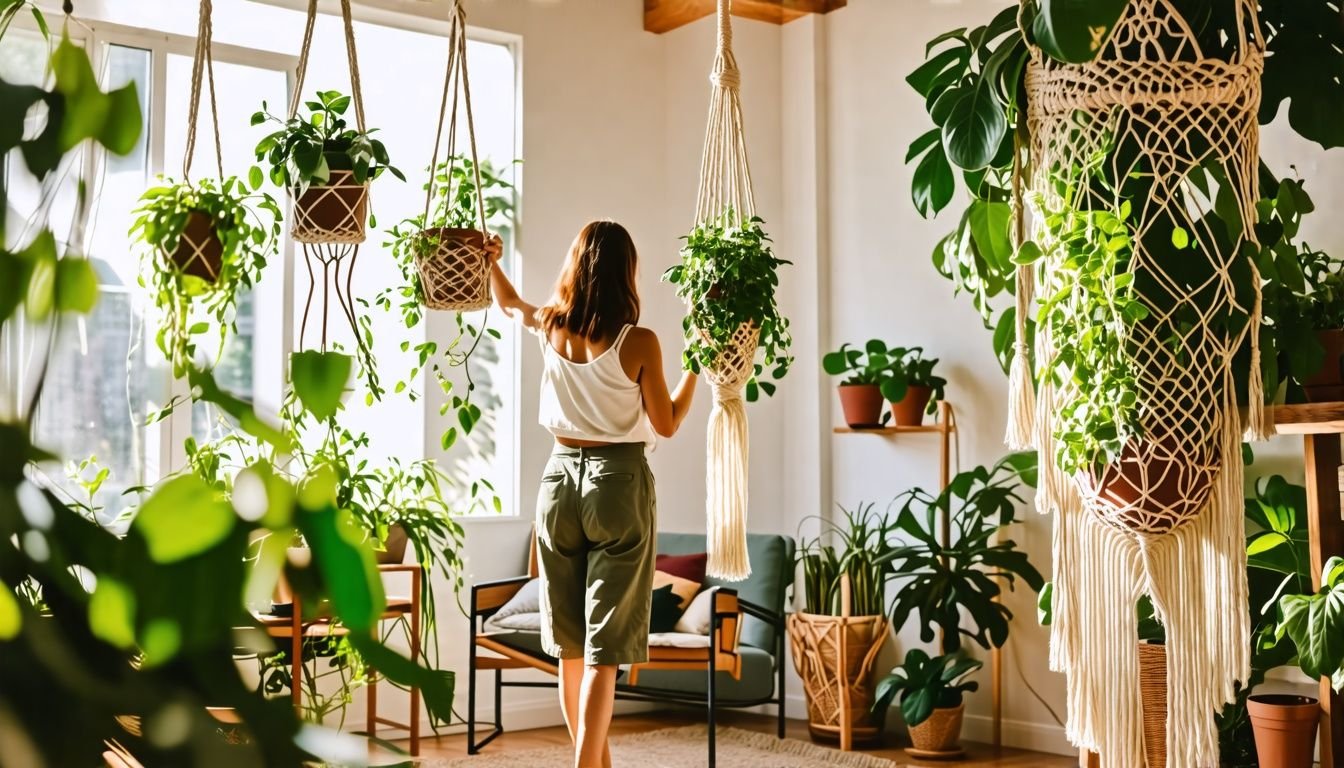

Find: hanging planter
<box><xmin>292</xmin><ymin>166</ymin><xmax>370</xmax><ymax>244</ymax></box>
<box><xmin>131</xmin><ymin>1</ymin><xmax>279</xmax><ymax>381</ymax></box>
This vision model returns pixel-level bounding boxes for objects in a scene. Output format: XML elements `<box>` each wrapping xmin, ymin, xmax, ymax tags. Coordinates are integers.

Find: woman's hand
<box><xmin>485</xmin><ymin>234</ymin><xmax>504</xmax><ymax>263</ymax></box>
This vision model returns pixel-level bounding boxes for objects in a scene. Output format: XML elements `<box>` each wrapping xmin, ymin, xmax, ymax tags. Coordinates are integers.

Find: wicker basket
<box><xmin>908</xmin><ymin>703</ymin><xmax>965</xmax><ymax>753</ymax></box>
<box><xmin>702</xmin><ymin>322</ymin><xmax>760</xmax><ymax>390</ymax></box>
<box><xmin>787</xmin><ymin>612</ymin><xmax>888</xmax><ymax>749</ymax></box>
<box><xmin>168</xmin><ymin>211</ymin><xmax>223</xmax><ymax>282</ymax></box>
<box><xmin>414</xmin><ymin>227</ymin><xmax>491</xmax><ymax>311</ymax></box>
<box><xmin>291</xmin><ymin>169</ymin><xmax>368</xmax><ymax>244</ymax></box>
<box><xmin>1138</xmin><ymin>642</ymin><xmax>1167</xmax><ymax>768</ymax></box>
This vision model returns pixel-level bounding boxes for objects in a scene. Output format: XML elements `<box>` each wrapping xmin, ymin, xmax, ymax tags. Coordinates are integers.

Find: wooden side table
<box><xmin>255</xmin><ymin>563</ymin><xmax>423</xmax><ymax>756</ymax></box>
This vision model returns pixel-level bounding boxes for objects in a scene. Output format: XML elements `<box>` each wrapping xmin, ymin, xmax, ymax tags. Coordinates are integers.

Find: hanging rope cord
<box><xmin>288</xmin><ymin>0</ymin><xmax>366</xmax><ymax>132</ymax></box>
<box><xmin>694</xmin><ymin>0</ymin><xmax>759</xmax><ymax>580</ymax></box>
<box><xmin>182</xmin><ymin>0</ymin><xmax>223</xmax><ymax>181</ymax></box>
<box><xmin>422</xmin><ymin>0</ymin><xmax>487</xmax><ymax>234</ymax></box>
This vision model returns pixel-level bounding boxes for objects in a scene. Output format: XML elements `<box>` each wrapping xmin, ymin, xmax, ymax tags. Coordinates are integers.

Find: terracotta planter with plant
<box><xmin>881</xmin><ymin>347</ymin><xmax>945</xmax><ymax>427</ymax></box>
<box><xmin>823</xmin><ymin>340</ymin><xmax>903</xmax><ymax>427</ymax></box>
<box><xmin>1303</xmin><ymin>329</ymin><xmax>1344</xmax><ymax>402</ymax></box>
<box><xmin>253</xmin><ymin>89</ymin><xmax>403</xmax><ymax>244</ymax></box>
<box><xmin>1246</xmin><ymin>695</ymin><xmax>1318</xmax><ymax>768</ymax></box>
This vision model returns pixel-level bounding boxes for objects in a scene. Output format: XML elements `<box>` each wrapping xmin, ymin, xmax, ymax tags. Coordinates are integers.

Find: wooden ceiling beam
<box><xmin>644</xmin><ymin>0</ymin><xmax>845</xmax><ymax>34</ymax></box>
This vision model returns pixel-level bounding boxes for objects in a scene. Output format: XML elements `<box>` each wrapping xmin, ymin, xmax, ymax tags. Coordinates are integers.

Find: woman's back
<box><xmin>538</xmin><ymin>324</ymin><xmax>656</xmax><ymax>447</ymax></box>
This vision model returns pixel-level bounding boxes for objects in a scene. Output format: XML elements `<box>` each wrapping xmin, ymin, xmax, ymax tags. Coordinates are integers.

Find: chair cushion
<box><xmin>673</xmin><ymin>588</ymin><xmax>714</xmax><ymax>635</ymax></box>
<box><xmin>491</xmin><ymin>578</ymin><xmax>541</xmax><ymax>623</ymax></box>
<box><xmin>655</xmin><ymin>532</ymin><xmax>795</xmax><ymax>651</ymax></box>
<box><xmin>490</xmin><ymin>611</ymin><xmax>542</xmax><ymax>631</ymax></box>
<box><xmin>629</xmin><ymin>643</ymin><xmax>776</xmax><ymax>702</ymax></box>
<box><xmin>647</xmin><ymin>631</ymin><xmax>711</xmax><ymax>648</ymax></box>
<box><xmin>656</xmin><ymin>552</ymin><xmax>707</xmax><ymax>584</ymax></box>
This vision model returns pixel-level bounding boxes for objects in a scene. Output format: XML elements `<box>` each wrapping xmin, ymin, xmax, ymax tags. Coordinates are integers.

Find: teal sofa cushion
<box><xmin>655</xmin><ymin>532</ymin><xmax>794</xmax><ymax>652</ymax></box>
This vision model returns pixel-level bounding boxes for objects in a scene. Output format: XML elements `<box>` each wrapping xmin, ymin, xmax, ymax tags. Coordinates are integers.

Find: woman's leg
<box><xmin>575</xmin><ymin>663</ymin><xmax>618</xmax><ymax>768</ymax></box>
<box><xmin>558</xmin><ymin>657</ymin><xmax>583</xmax><ymax>744</ymax></box>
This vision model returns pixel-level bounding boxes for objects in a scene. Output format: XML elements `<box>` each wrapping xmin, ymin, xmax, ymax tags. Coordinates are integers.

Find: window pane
<box><xmin>32</xmin><ymin>44</ymin><xmax>156</xmax><ymax>522</ymax></box>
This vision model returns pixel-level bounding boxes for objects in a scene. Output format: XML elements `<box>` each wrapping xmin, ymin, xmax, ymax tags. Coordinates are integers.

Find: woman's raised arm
<box><xmin>487</xmin><ymin>236</ymin><xmax>540</xmax><ymax>332</ymax></box>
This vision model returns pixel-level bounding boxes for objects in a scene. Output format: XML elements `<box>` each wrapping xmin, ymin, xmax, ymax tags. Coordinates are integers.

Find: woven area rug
<box><xmin>420</xmin><ymin>725</ymin><xmax>899</xmax><ymax>767</ymax></box>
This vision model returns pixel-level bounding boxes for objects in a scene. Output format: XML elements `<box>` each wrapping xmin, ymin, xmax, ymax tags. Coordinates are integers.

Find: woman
<box><xmin>488</xmin><ymin>220</ymin><xmax>699</xmax><ymax>768</ymax></box>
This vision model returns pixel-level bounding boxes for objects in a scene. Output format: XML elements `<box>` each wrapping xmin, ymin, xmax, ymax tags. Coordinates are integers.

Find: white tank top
<box><xmin>537</xmin><ymin>324</ymin><xmax>657</xmax><ymax>448</ymax></box>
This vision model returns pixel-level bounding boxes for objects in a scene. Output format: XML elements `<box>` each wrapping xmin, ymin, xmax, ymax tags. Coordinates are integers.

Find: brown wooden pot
<box><xmin>376</xmin><ymin>523</ymin><xmax>410</xmax><ymax>565</ymax></box>
<box><xmin>889</xmin><ymin>385</ymin><xmax>932</xmax><ymax>427</ymax></box>
<box><xmin>292</xmin><ymin>169</ymin><xmax>368</xmax><ymax>243</ymax></box>
<box><xmin>908</xmin><ymin>703</ymin><xmax>965</xmax><ymax>753</ymax></box>
<box><xmin>1248</xmin><ymin>694</ymin><xmax>1319</xmax><ymax>768</ymax></box>
<box><xmin>1303</xmin><ymin>329</ymin><xmax>1344</xmax><ymax>402</ymax></box>
<box><xmin>169</xmin><ymin>211</ymin><xmax>223</xmax><ymax>282</ymax></box>
<box><xmin>837</xmin><ymin>384</ymin><xmax>884</xmax><ymax>428</ymax></box>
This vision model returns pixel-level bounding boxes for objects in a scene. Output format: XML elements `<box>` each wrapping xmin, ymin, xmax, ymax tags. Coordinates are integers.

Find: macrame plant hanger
<box><xmin>1006</xmin><ymin>2</ymin><xmax>1267</xmax><ymax>765</ymax></box>
<box><xmin>695</xmin><ymin>0</ymin><xmax>759</xmax><ymax>581</ymax></box>
<box><xmin>174</xmin><ymin>0</ymin><xmax>225</xmax><ymax>282</ymax></box>
<box><xmin>416</xmin><ymin>0</ymin><xmax>492</xmax><ymax>312</ymax></box>
<box><xmin>290</xmin><ymin>0</ymin><xmax>372</xmax><ymax>358</ymax></box>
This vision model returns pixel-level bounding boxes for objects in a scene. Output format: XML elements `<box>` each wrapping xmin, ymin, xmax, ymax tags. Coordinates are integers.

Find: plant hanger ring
<box><xmin>414</xmin><ymin>0</ymin><xmax>494</xmax><ymax>312</ymax></box>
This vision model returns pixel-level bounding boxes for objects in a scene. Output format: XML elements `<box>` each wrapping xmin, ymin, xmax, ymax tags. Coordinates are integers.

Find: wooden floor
<box><xmin>382</xmin><ymin>709</ymin><xmax>1079</xmax><ymax>767</ymax></box>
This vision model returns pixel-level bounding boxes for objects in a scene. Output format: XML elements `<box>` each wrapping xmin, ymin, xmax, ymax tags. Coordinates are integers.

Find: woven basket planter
<box><xmin>415</xmin><ymin>227</ymin><xmax>491</xmax><ymax>311</ymax></box>
<box><xmin>168</xmin><ymin>211</ymin><xmax>223</xmax><ymax>282</ymax></box>
<box><xmin>702</xmin><ymin>322</ymin><xmax>760</xmax><ymax>390</ymax></box>
<box><xmin>908</xmin><ymin>703</ymin><xmax>965</xmax><ymax>753</ymax></box>
<box><xmin>291</xmin><ymin>169</ymin><xmax>368</xmax><ymax>244</ymax></box>
<box><xmin>787</xmin><ymin>612</ymin><xmax>888</xmax><ymax>747</ymax></box>
<box><xmin>1138</xmin><ymin>642</ymin><xmax>1168</xmax><ymax>768</ymax></box>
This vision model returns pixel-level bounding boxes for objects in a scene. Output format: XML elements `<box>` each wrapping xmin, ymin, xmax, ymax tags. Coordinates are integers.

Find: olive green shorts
<box><xmin>535</xmin><ymin>443</ymin><xmax>656</xmax><ymax>666</ymax></box>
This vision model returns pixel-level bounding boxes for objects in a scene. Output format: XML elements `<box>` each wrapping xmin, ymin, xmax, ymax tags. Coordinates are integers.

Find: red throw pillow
<box><xmin>656</xmin><ymin>552</ymin><xmax>707</xmax><ymax>585</ymax></box>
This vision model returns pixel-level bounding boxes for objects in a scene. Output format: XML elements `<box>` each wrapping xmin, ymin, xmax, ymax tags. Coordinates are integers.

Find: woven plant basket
<box><xmin>787</xmin><ymin>612</ymin><xmax>888</xmax><ymax>747</ymax></box>
<box><xmin>168</xmin><ymin>211</ymin><xmax>223</xmax><ymax>282</ymax></box>
<box><xmin>291</xmin><ymin>169</ymin><xmax>368</xmax><ymax>244</ymax></box>
<box><xmin>908</xmin><ymin>703</ymin><xmax>965</xmax><ymax>753</ymax></box>
<box><xmin>415</xmin><ymin>227</ymin><xmax>491</xmax><ymax>311</ymax></box>
<box><xmin>1138</xmin><ymin>642</ymin><xmax>1168</xmax><ymax>768</ymax></box>
<box><xmin>703</xmin><ymin>322</ymin><xmax>760</xmax><ymax>389</ymax></box>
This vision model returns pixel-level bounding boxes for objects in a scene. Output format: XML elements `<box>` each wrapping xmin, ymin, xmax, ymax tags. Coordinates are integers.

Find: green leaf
<box><xmin>54</xmin><ymin>258</ymin><xmax>99</xmax><ymax>313</ymax></box>
<box><xmin>1171</xmin><ymin>226</ymin><xmax>1189</xmax><ymax>250</ymax></box>
<box><xmin>1031</xmin><ymin>0</ymin><xmax>1132</xmax><ymax>64</ymax></box>
<box><xmin>1246</xmin><ymin>531</ymin><xmax>1288</xmax><ymax>557</ymax></box>
<box><xmin>1037</xmin><ymin>581</ymin><xmax>1054</xmax><ymax>626</ymax></box>
<box><xmin>133</xmin><ymin>475</ymin><xmax>236</xmax><ymax>563</ymax></box>
<box><xmin>290</xmin><ymin>350</ymin><xmax>351</xmax><ymax>421</ymax></box>
<box><xmin>912</xmin><ymin>143</ymin><xmax>955</xmax><ymax>218</ymax></box>
<box><xmin>934</xmin><ymin>80</ymin><xmax>1008</xmax><ymax>171</ymax></box>
<box><xmin>88</xmin><ymin>578</ymin><xmax>136</xmax><ymax>649</ymax></box>
<box><xmin>969</xmin><ymin>201</ymin><xmax>1013</xmax><ymax>272</ymax></box>
<box><xmin>0</xmin><ymin>588</ymin><xmax>21</xmax><ymax>640</ymax></box>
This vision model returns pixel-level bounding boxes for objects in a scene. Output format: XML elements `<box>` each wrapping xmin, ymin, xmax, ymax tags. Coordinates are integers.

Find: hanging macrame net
<box><xmin>169</xmin><ymin>0</ymin><xmax>225</xmax><ymax>282</ymax></box>
<box><xmin>693</xmin><ymin>0</ymin><xmax>760</xmax><ymax>581</ymax></box>
<box><xmin>416</xmin><ymin>0</ymin><xmax>492</xmax><ymax>312</ymax></box>
<box><xmin>1006</xmin><ymin>1</ymin><xmax>1266</xmax><ymax>765</ymax></box>
<box><xmin>288</xmin><ymin>0</ymin><xmax>374</xmax><ymax>366</ymax></box>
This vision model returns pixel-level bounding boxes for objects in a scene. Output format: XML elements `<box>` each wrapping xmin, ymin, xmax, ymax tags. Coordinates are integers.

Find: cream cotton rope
<box><xmin>1008</xmin><ymin>1</ymin><xmax>1269</xmax><ymax>765</ymax></box>
<box><xmin>694</xmin><ymin>0</ymin><xmax>759</xmax><ymax>581</ymax></box>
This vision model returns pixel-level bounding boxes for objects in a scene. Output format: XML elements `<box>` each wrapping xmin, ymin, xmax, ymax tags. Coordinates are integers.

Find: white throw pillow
<box><xmin>648</xmin><ymin>631</ymin><xmax>712</xmax><ymax>648</ymax></box>
<box><xmin>492</xmin><ymin>578</ymin><xmax>541</xmax><ymax>623</ymax></box>
<box><xmin>492</xmin><ymin>611</ymin><xmax>543</xmax><ymax>631</ymax></box>
<box><xmin>673</xmin><ymin>588</ymin><xmax>714</xmax><ymax>635</ymax></box>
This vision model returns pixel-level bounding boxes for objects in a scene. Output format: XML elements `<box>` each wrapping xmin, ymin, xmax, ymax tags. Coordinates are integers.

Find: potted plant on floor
<box><xmin>131</xmin><ymin>173</ymin><xmax>280</xmax><ymax>378</ymax></box>
<box><xmin>880</xmin><ymin>347</ymin><xmax>946</xmax><ymax>427</ymax></box>
<box><xmin>789</xmin><ymin>502</ymin><xmax>893</xmax><ymax>748</ymax></box>
<box><xmin>874</xmin><ymin>649</ymin><xmax>981</xmax><ymax>758</ymax></box>
<box><xmin>252</xmin><ymin>89</ymin><xmax>403</xmax><ymax>242</ymax></box>
<box><xmin>823</xmin><ymin>340</ymin><xmax>897</xmax><ymax>428</ymax></box>
<box><xmin>663</xmin><ymin>212</ymin><xmax>793</xmax><ymax>402</ymax></box>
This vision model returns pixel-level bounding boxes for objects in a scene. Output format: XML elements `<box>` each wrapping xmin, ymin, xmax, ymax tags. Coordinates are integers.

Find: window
<box><xmin>7</xmin><ymin>6</ymin><xmax>522</xmax><ymax>518</ymax></box>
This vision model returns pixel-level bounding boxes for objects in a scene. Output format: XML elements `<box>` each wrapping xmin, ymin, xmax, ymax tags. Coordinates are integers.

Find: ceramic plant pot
<box><xmin>889</xmin><ymin>385</ymin><xmax>932</xmax><ymax>427</ymax></box>
<box><xmin>292</xmin><ymin>168</ymin><xmax>368</xmax><ymax>243</ymax></box>
<box><xmin>1248</xmin><ymin>694</ymin><xmax>1319</xmax><ymax>768</ymax></box>
<box><xmin>837</xmin><ymin>384</ymin><xmax>884</xmax><ymax>428</ymax></box>
<box><xmin>1303</xmin><ymin>329</ymin><xmax>1344</xmax><ymax>402</ymax></box>
<box><xmin>376</xmin><ymin>523</ymin><xmax>410</xmax><ymax>565</ymax></box>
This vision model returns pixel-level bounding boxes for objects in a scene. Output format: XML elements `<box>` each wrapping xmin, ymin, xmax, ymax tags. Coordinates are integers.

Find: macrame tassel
<box><xmin>1244</xmin><ymin>262</ymin><xmax>1274</xmax><ymax>441</ymax></box>
<box><xmin>1005</xmin><ymin>266</ymin><xmax>1036</xmax><ymax>450</ymax></box>
<box><xmin>706</xmin><ymin>382</ymin><xmax>750</xmax><ymax>580</ymax></box>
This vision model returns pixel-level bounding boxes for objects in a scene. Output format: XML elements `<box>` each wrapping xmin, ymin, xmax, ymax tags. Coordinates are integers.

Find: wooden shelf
<box><xmin>833</xmin><ymin>424</ymin><xmax>952</xmax><ymax>435</ymax></box>
<box><xmin>1272</xmin><ymin>402</ymin><xmax>1344</xmax><ymax>435</ymax></box>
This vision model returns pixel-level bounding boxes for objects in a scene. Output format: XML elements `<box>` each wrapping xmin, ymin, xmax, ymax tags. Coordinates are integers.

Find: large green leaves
<box><xmin>132</xmin><ymin>475</ymin><xmax>236</xmax><ymax>563</ymax></box>
<box><xmin>290</xmin><ymin>350</ymin><xmax>352</xmax><ymax>421</ymax></box>
<box><xmin>933</xmin><ymin>80</ymin><xmax>1007</xmax><ymax>171</ymax></box>
<box><xmin>1259</xmin><ymin>0</ymin><xmax>1344</xmax><ymax>150</ymax></box>
<box><xmin>1279</xmin><ymin>557</ymin><xmax>1344</xmax><ymax>684</ymax></box>
<box><xmin>1029</xmin><ymin>0</ymin><xmax>1132</xmax><ymax>63</ymax></box>
<box><xmin>873</xmin><ymin>649</ymin><xmax>981</xmax><ymax>727</ymax></box>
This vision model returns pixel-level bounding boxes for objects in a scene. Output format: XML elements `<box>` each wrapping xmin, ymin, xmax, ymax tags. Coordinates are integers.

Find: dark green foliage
<box><xmin>873</xmin><ymin>649</ymin><xmax>982</xmax><ymax>728</ymax></box>
<box><xmin>252</xmin><ymin>89</ymin><xmax>403</xmax><ymax>194</ymax></box>
<box><xmin>796</xmin><ymin>502</ymin><xmax>895</xmax><ymax>617</ymax></box>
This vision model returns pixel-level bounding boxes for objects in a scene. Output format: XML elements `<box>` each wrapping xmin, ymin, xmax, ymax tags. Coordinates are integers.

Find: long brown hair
<box><xmin>537</xmin><ymin>220</ymin><xmax>641</xmax><ymax>342</ymax></box>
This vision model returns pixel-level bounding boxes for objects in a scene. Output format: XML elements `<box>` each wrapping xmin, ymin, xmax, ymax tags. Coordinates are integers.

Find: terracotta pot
<box><xmin>1248</xmin><ymin>694</ymin><xmax>1319</xmax><ymax>768</ymax></box>
<box><xmin>908</xmin><ymin>703</ymin><xmax>964</xmax><ymax>753</ymax></box>
<box><xmin>837</xmin><ymin>384</ymin><xmax>884</xmax><ymax>428</ymax></box>
<box><xmin>1303</xmin><ymin>329</ymin><xmax>1344</xmax><ymax>402</ymax></box>
<box><xmin>1084</xmin><ymin>435</ymin><xmax>1213</xmax><ymax>535</ymax></box>
<box><xmin>889</xmin><ymin>385</ymin><xmax>933</xmax><ymax>427</ymax></box>
<box><xmin>415</xmin><ymin>227</ymin><xmax>491</xmax><ymax>311</ymax></box>
<box><xmin>168</xmin><ymin>211</ymin><xmax>223</xmax><ymax>282</ymax></box>
<box><xmin>376</xmin><ymin>523</ymin><xmax>410</xmax><ymax>565</ymax></box>
<box><xmin>292</xmin><ymin>169</ymin><xmax>368</xmax><ymax>242</ymax></box>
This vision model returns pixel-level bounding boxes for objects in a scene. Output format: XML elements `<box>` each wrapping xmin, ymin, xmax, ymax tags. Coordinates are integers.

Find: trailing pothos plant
<box><xmin>881</xmin><ymin>450</ymin><xmax>1045</xmax><ymax>652</ymax></box>
<box><xmin>252</xmin><ymin>89</ymin><xmax>404</xmax><ymax>197</ymax></box>
<box><xmin>131</xmin><ymin>173</ymin><xmax>280</xmax><ymax>379</ymax></box>
<box><xmin>381</xmin><ymin>155</ymin><xmax>518</xmax><ymax>452</ymax></box>
<box><xmin>908</xmin><ymin>0</ymin><xmax>1344</xmax><ymax>375</ymax></box>
<box><xmin>663</xmin><ymin>212</ymin><xmax>793</xmax><ymax>401</ymax></box>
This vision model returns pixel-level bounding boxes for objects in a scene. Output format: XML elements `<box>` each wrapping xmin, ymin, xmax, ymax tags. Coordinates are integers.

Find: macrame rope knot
<box><xmin>711</xmin><ymin>67</ymin><xmax>741</xmax><ymax>90</ymax></box>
